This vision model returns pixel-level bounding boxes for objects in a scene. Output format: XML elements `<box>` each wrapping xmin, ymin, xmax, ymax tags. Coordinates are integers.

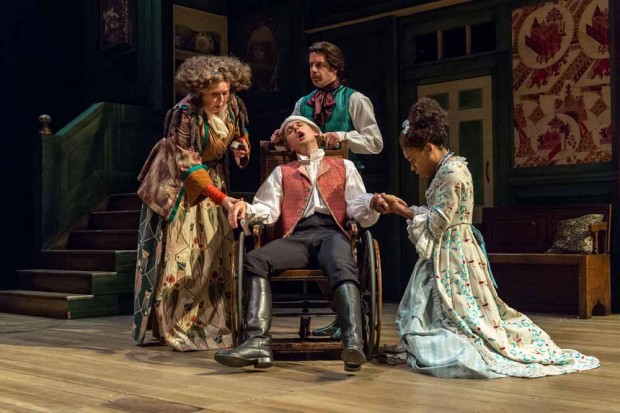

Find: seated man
<box><xmin>214</xmin><ymin>115</ymin><xmax>386</xmax><ymax>372</ymax></box>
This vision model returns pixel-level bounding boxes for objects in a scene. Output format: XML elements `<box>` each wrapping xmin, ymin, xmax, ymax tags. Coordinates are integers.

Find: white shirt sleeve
<box><xmin>344</xmin><ymin>160</ymin><xmax>380</xmax><ymax>227</ymax></box>
<box><xmin>336</xmin><ymin>92</ymin><xmax>383</xmax><ymax>155</ymax></box>
<box><xmin>245</xmin><ymin>167</ymin><xmax>283</xmax><ymax>227</ymax></box>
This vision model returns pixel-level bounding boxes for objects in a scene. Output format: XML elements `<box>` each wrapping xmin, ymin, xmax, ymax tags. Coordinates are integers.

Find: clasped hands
<box><xmin>370</xmin><ymin>193</ymin><xmax>409</xmax><ymax>216</ymax></box>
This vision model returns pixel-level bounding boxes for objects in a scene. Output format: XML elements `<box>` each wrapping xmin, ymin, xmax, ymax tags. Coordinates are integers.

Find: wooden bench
<box><xmin>482</xmin><ymin>204</ymin><xmax>612</xmax><ymax>319</ymax></box>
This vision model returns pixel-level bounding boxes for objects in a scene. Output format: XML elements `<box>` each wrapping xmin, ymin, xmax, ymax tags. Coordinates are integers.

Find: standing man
<box><xmin>271</xmin><ymin>41</ymin><xmax>383</xmax><ymax>155</ymax></box>
<box><xmin>272</xmin><ymin>41</ymin><xmax>384</xmax><ymax>337</ymax></box>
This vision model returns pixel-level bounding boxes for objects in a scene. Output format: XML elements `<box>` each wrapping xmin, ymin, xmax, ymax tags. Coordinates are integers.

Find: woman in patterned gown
<box><xmin>380</xmin><ymin>98</ymin><xmax>599</xmax><ymax>378</ymax></box>
<box><xmin>132</xmin><ymin>55</ymin><xmax>252</xmax><ymax>351</ymax></box>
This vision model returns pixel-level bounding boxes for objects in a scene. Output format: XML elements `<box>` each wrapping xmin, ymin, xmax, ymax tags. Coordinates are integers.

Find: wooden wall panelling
<box><xmin>610</xmin><ymin>0</ymin><xmax>620</xmax><ymax>312</ymax></box>
<box><xmin>228</xmin><ymin>1</ymin><xmax>304</xmax><ymax>193</ymax></box>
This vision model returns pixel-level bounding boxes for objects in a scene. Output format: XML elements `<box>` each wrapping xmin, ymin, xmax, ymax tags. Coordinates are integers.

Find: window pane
<box><xmin>415</xmin><ymin>32</ymin><xmax>438</xmax><ymax>63</ymax></box>
<box><xmin>458</xmin><ymin>88</ymin><xmax>483</xmax><ymax>110</ymax></box>
<box><xmin>471</xmin><ymin>22</ymin><xmax>496</xmax><ymax>54</ymax></box>
<box><xmin>442</xmin><ymin>27</ymin><xmax>466</xmax><ymax>59</ymax></box>
<box><xmin>427</xmin><ymin>93</ymin><xmax>449</xmax><ymax>110</ymax></box>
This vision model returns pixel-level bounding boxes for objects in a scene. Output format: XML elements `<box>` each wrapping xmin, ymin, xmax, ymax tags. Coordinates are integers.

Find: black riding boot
<box><xmin>311</xmin><ymin>319</ymin><xmax>341</xmax><ymax>339</ymax></box>
<box><xmin>214</xmin><ymin>276</ymin><xmax>273</xmax><ymax>368</ymax></box>
<box><xmin>333</xmin><ymin>282</ymin><xmax>366</xmax><ymax>372</ymax></box>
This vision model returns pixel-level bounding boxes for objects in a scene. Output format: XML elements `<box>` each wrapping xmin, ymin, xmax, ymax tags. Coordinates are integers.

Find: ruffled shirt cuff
<box><xmin>406</xmin><ymin>206</ymin><xmax>434</xmax><ymax>260</ymax></box>
<box><xmin>347</xmin><ymin>193</ymin><xmax>380</xmax><ymax>228</ymax></box>
<box><xmin>241</xmin><ymin>204</ymin><xmax>271</xmax><ymax>235</ymax></box>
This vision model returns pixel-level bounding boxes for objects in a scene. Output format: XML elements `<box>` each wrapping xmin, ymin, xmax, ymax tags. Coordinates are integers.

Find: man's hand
<box><xmin>226</xmin><ymin>199</ymin><xmax>248</xmax><ymax>229</ymax></box>
<box><xmin>270</xmin><ymin>129</ymin><xmax>282</xmax><ymax>144</ymax></box>
<box><xmin>370</xmin><ymin>193</ymin><xmax>390</xmax><ymax>214</ymax></box>
<box><xmin>323</xmin><ymin>132</ymin><xmax>341</xmax><ymax>149</ymax></box>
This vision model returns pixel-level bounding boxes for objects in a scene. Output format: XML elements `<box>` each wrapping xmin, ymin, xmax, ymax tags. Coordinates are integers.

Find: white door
<box><xmin>417</xmin><ymin>76</ymin><xmax>494</xmax><ymax>223</ymax></box>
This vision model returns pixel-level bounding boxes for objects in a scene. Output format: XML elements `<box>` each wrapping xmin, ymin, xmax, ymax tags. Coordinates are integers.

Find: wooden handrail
<box><xmin>32</xmin><ymin>103</ymin><xmax>164</xmax><ymax>256</ymax></box>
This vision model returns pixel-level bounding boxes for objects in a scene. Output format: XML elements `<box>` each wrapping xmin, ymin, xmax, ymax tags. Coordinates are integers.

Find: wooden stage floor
<box><xmin>0</xmin><ymin>304</ymin><xmax>619</xmax><ymax>412</ymax></box>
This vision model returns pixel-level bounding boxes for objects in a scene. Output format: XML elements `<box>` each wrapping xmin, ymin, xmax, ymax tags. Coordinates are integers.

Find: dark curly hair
<box><xmin>400</xmin><ymin>98</ymin><xmax>448</xmax><ymax>149</ymax></box>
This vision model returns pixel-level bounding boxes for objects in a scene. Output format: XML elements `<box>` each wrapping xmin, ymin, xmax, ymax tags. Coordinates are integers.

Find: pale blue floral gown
<box><xmin>396</xmin><ymin>154</ymin><xmax>600</xmax><ymax>378</ymax></box>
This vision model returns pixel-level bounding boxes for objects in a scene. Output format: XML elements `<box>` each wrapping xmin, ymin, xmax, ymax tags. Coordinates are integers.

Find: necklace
<box><xmin>436</xmin><ymin>149</ymin><xmax>454</xmax><ymax>171</ymax></box>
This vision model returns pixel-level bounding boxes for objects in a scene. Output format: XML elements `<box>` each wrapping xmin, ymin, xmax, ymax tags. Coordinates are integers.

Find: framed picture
<box><xmin>229</xmin><ymin>7</ymin><xmax>300</xmax><ymax>107</ymax></box>
<box><xmin>173</xmin><ymin>5</ymin><xmax>228</xmax><ymax>101</ymax></box>
<box><xmin>100</xmin><ymin>0</ymin><xmax>134</xmax><ymax>52</ymax></box>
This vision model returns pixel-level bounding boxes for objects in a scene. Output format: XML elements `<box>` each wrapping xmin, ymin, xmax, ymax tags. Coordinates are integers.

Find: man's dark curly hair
<box><xmin>308</xmin><ymin>41</ymin><xmax>346</xmax><ymax>81</ymax></box>
<box><xmin>400</xmin><ymin>98</ymin><xmax>449</xmax><ymax>149</ymax></box>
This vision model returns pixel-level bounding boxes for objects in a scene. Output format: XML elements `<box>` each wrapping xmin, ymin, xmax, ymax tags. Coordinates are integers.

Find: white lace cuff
<box><xmin>406</xmin><ymin>207</ymin><xmax>434</xmax><ymax>260</ymax></box>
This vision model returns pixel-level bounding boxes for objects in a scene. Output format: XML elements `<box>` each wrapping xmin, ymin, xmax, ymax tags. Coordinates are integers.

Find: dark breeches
<box><xmin>243</xmin><ymin>213</ymin><xmax>358</xmax><ymax>289</ymax></box>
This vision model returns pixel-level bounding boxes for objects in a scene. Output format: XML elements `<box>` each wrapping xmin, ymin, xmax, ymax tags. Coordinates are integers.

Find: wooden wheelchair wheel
<box><xmin>359</xmin><ymin>231</ymin><xmax>381</xmax><ymax>359</ymax></box>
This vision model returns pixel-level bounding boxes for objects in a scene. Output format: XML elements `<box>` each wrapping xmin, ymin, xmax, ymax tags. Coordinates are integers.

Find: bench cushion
<box><xmin>546</xmin><ymin>214</ymin><xmax>603</xmax><ymax>254</ymax></box>
<box><xmin>482</xmin><ymin>204</ymin><xmax>611</xmax><ymax>253</ymax></box>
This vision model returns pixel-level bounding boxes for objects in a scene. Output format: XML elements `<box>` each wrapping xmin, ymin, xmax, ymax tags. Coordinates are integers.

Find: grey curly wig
<box><xmin>175</xmin><ymin>55</ymin><xmax>252</xmax><ymax>95</ymax></box>
<box><xmin>400</xmin><ymin>98</ymin><xmax>449</xmax><ymax>149</ymax></box>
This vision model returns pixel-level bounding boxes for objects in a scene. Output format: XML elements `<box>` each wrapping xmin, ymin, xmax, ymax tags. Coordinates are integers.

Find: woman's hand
<box><xmin>382</xmin><ymin>193</ymin><xmax>407</xmax><ymax>211</ymax></box>
<box><xmin>231</xmin><ymin>140</ymin><xmax>249</xmax><ymax>160</ymax></box>
<box><xmin>381</xmin><ymin>193</ymin><xmax>413</xmax><ymax>219</ymax></box>
<box><xmin>221</xmin><ymin>196</ymin><xmax>238</xmax><ymax>213</ymax></box>
<box><xmin>224</xmin><ymin>198</ymin><xmax>247</xmax><ymax>229</ymax></box>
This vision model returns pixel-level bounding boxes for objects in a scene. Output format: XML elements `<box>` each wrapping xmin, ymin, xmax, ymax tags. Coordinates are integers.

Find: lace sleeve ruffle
<box><xmin>406</xmin><ymin>206</ymin><xmax>434</xmax><ymax>260</ymax></box>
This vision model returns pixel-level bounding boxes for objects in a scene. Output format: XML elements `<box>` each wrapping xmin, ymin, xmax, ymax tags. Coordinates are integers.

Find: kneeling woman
<box><xmin>133</xmin><ymin>55</ymin><xmax>252</xmax><ymax>351</ymax></box>
<box><xmin>381</xmin><ymin>98</ymin><xmax>599</xmax><ymax>378</ymax></box>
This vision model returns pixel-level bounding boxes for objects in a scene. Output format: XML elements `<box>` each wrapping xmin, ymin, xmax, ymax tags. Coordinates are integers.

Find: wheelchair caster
<box><xmin>299</xmin><ymin>316</ymin><xmax>311</xmax><ymax>339</ymax></box>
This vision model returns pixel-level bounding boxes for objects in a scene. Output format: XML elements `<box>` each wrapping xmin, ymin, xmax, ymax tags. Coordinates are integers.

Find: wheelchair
<box><xmin>229</xmin><ymin>141</ymin><xmax>383</xmax><ymax>359</ymax></box>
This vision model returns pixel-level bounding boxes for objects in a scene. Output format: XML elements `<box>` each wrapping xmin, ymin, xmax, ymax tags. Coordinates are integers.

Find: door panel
<box><xmin>417</xmin><ymin>76</ymin><xmax>493</xmax><ymax>223</ymax></box>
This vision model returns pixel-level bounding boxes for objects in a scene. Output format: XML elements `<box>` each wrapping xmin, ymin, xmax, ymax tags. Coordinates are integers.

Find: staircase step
<box><xmin>0</xmin><ymin>290</ymin><xmax>118</xmax><ymax>319</ymax></box>
<box><xmin>17</xmin><ymin>269</ymin><xmax>133</xmax><ymax>295</ymax></box>
<box><xmin>40</xmin><ymin>250</ymin><xmax>135</xmax><ymax>271</ymax></box>
<box><xmin>90</xmin><ymin>210</ymin><xmax>140</xmax><ymax>230</ymax></box>
<box><xmin>108</xmin><ymin>193</ymin><xmax>141</xmax><ymax>211</ymax></box>
<box><xmin>67</xmin><ymin>230</ymin><xmax>138</xmax><ymax>250</ymax></box>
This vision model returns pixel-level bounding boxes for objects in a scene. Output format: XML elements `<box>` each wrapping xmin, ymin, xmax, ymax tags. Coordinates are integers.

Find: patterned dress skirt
<box><xmin>133</xmin><ymin>163</ymin><xmax>234</xmax><ymax>351</ymax></box>
<box><xmin>397</xmin><ymin>157</ymin><xmax>600</xmax><ymax>378</ymax></box>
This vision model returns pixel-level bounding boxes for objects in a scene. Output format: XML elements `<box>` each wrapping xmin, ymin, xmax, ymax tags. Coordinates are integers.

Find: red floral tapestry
<box><xmin>512</xmin><ymin>0</ymin><xmax>610</xmax><ymax>168</ymax></box>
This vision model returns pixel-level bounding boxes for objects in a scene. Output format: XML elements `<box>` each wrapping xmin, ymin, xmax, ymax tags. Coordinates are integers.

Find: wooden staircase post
<box><xmin>30</xmin><ymin>114</ymin><xmax>52</xmax><ymax>268</ymax></box>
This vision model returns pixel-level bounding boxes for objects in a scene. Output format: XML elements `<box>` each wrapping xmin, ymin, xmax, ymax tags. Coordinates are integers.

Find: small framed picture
<box><xmin>100</xmin><ymin>0</ymin><xmax>134</xmax><ymax>52</ymax></box>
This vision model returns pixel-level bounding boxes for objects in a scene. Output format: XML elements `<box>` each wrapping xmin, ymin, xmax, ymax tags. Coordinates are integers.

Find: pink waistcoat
<box><xmin>280</xmin><ymin>157</ymin><xmax>348</xmax><ymax>237</ymax></box>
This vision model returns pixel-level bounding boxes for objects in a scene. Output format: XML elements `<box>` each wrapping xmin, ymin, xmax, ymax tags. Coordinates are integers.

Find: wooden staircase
<box><xmin>0</xmin><ymin>194</ymin><xmax>140</xmax><ymax>319</ymax></box>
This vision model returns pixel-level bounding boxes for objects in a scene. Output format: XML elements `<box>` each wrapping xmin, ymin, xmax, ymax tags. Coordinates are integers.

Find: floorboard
<box><xmin>1</xmin><ymin>305</ymin><xmax>619</xmax><ymax>412</ymax></box>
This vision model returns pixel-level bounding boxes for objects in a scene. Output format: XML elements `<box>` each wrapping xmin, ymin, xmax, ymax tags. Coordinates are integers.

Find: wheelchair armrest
<box><xmin>248</xmin><ymin>220</ymin><xmax>265</xmax><ymax>249</ymax></box>
<box><xmin>346</xmin><ymin>220</ymin><xmax>360</xmax><ymax>251</ymax></box>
